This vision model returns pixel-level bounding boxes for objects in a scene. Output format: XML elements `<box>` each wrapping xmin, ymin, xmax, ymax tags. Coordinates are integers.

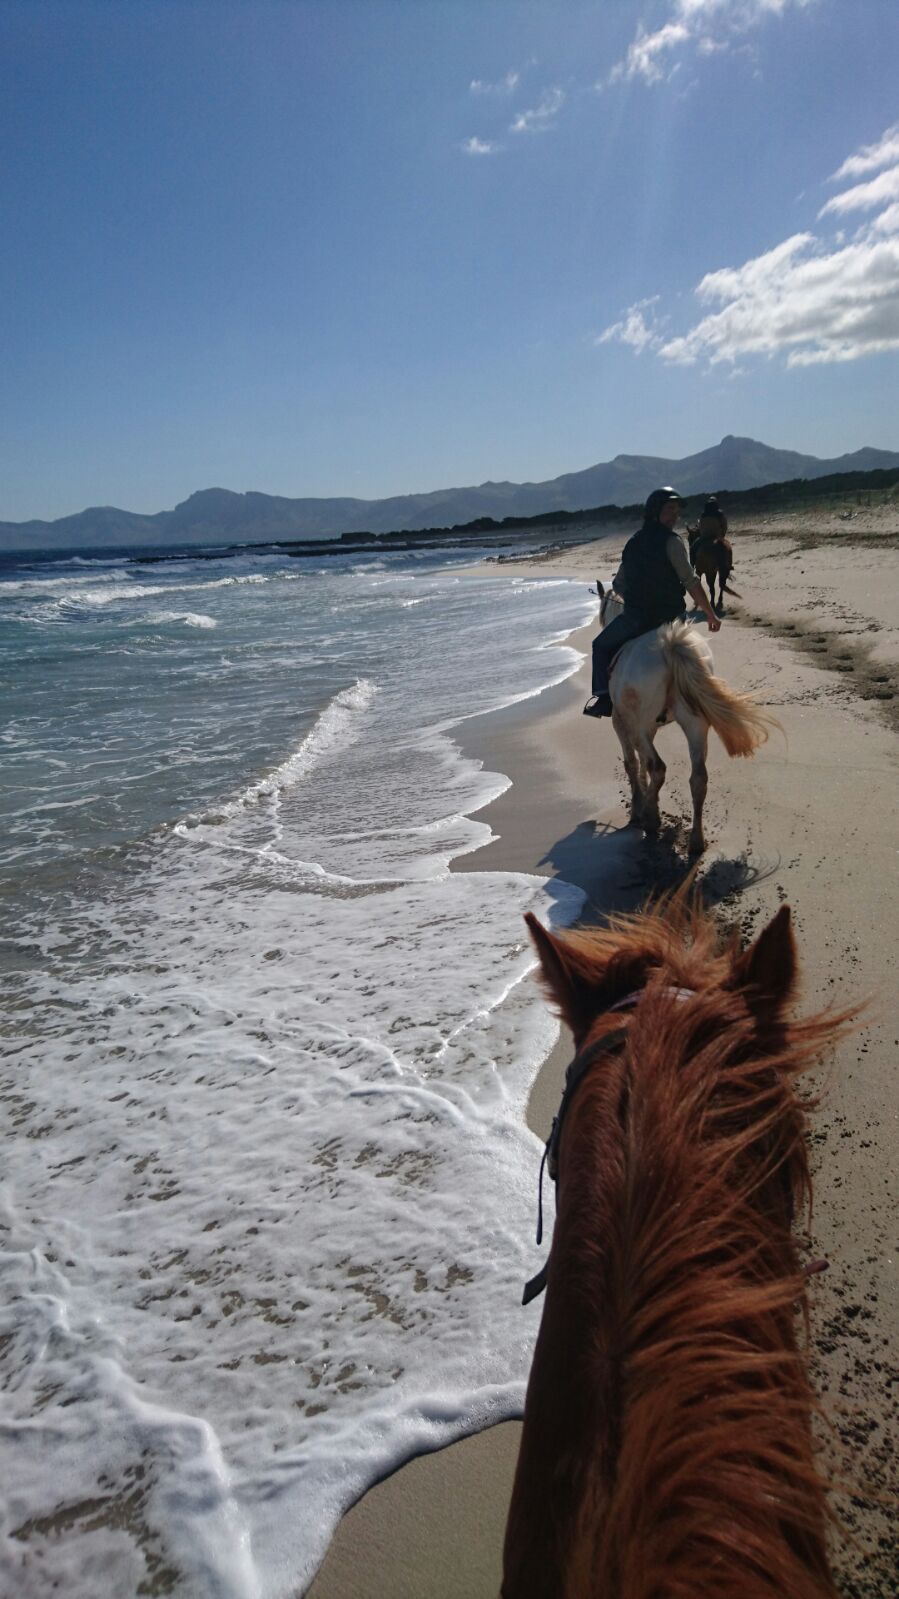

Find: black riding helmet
<box><xmin>644</xmin><ymin>486</ymin><xmax>683</xmax><ymax>520</ymax></box>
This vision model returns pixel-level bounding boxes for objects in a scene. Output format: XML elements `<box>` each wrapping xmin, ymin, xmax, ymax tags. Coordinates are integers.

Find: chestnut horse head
<box><xmin>503</xmin><ymin>895</ymin><xmax>846</xmax><ymax>1599</ymax></box>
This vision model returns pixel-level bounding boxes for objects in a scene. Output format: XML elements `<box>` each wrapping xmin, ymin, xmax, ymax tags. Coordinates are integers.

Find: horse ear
<box><xmin>730</xmin><ymin>905</ymin><xmax>797</xmax><ymax>1014</ymax></box>
<box><xmin>524</xmin><ymin>913</ymin><xmax>596</xmax><ymax>1037</ymax></box>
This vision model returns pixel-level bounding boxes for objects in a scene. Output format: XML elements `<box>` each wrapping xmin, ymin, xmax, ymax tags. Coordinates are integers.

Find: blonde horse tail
<box><xmin>662</xmin><ymin>624</ymin><xmax>778</xmax><ymax>758</ymax></box>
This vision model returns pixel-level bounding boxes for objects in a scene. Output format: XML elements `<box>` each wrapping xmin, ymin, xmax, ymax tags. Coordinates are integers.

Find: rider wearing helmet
<box><xmin>700</xmin><ymin>494</ymin><xmax>728</xmax><ymax>538</ymax></box>
<box><xmin>691</xmin><ymin>494</ymin><xmax>730</xmax><ymax>558</ymax></box>
<box><xmin>585</xmin><ymin>487</ymin><xmax>721</xmax><ymax>718</ymax></box>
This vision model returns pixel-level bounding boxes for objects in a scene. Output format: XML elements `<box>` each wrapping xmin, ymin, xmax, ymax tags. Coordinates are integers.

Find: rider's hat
<box><xmin>644</xmin><ymin>486</ymin><xmax>683</xmax><ymax>519</ymax></box>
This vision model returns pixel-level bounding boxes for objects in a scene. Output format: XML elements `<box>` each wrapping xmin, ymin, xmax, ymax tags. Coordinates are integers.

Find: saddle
<box><xmin>691</xmin><ymin>533</ymin><xmax>734</xmax><ymax>578</ymax></box>
<box><xmin>609</xmin><ymin>618</ymin><xmax>664</xmax><ymax>676</ymax></box>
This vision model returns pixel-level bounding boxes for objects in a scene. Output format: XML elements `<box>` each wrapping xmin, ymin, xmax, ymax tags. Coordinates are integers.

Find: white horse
<box><xmin>597</xmin><ymin>585</ymin><xmax>776</xmax><ymax>855</ymax></box>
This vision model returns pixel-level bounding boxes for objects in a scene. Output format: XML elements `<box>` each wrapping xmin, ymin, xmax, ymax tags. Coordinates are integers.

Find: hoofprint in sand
<box><xmin>310</xmin><ymin>508</ymin><xmax>899</xmax><ymax>1599</ymax></box>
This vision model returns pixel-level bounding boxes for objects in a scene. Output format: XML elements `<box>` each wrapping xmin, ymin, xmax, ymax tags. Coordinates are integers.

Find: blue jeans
<box><xmin>591</xmin><ymin>612</ymin><xmax>651</xmax><ymax>696</ymax></box>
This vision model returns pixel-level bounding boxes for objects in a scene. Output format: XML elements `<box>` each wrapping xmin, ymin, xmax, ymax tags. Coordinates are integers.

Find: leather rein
<box><xmin>522</xmin><ymin>986</ymin><xmax>693</xmax><ymax>1306</ymax></box>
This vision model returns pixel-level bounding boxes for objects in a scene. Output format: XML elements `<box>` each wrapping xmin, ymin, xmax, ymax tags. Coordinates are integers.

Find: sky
<box><xmin>1</xmin><ymin>0</ymin><xmax>897</xmax><ymax>522</ymax></box>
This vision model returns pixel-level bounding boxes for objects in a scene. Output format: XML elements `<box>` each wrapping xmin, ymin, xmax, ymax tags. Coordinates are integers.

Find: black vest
<box><xmin>619</xmin><ymin>521</ymin><xmax>686</xmax><ymax>627</ymax></box>
<box><xmin>698</xmin><ymin>510</ymin><xmax>726</xmax><ymax>540</ymax></box>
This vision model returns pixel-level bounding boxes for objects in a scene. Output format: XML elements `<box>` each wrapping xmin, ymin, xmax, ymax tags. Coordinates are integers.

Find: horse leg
<box><xmin>633</xmin><ymin>728</ymin><xmax>666</xmax><ymax>834</ymax></box>
<box><xmin>678</xmin><ymin>709</ymin><xmax>709</xmax><ymax>854</ymax></box>
<box><xmin>612</xmin><ymin>711</ymin><xmax>644</xmax><ymax>826</ymax></box>
<box><xmin>716</xmin><ymin>546</ymin><xmax>730</xmax><ymax>610</ymax></box>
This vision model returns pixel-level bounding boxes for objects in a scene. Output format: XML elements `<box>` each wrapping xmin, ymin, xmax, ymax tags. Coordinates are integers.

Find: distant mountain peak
<box><xmin>177</xmin><ymin>487</ymin><xmax>244</xmax><ymax>508</ymax></box>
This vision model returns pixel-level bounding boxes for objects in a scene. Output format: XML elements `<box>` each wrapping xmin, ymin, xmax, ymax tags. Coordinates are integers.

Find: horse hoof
<box><xmin>688</xmin><ymin>836</ymin><xmax>706</xmax><ymax>856</ymax></box>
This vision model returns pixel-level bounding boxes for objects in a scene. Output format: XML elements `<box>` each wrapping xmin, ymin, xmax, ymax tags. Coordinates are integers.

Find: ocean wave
<box><xmin>67</xmin><ymin>555</ymin><xmax>133</xmax><ymax>566</ymax></box>
<box><xmin>48</xmin><ymin>571</ymin><xmax>283</xmax><ymax>609</ymax></box>
<box><xmin>241</xmin><ymin>676</ymin><xmax>377</xmax><ymax>801</ymax></box>
<box><xmin>0</xmin><ymin>570</ymin><xmax>126</xmax><ymax>596</ymax></box>
<box><xmin>510</xmin><ymin>577</ymin><xmax>587</xmax><ymax>592</ymax></box>
<box><xmin>185</xmin><ymin>678</ymin><xmax>378</xmax><ymax>827</ymax></box>
<box><xmin>145</xmin><ymin>610</ymin><xmax>218</xmax><ymax>629</ymax></box>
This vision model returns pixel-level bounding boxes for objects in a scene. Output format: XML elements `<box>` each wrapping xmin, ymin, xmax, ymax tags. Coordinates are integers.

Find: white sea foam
<box><xmin>146</xmin><ymin>609</ymin><xmax>218</xmax><ymax>628</ymax></box>
<box><xmin>1</xmin><ymin>550</ymin><xmax>599</xmax><ymax>1596</ymax></box>
<box><xmin>51</xmin><ymin>571</ymin><xmax>278</xmax><ymax>608</ymax></box>
<box><xmin>2</xmin><ymin>841</ymin><xmax>581</xmax><ymax>1597</ymax></box>
<box><xmin>68</xmin><ymin>554</ymin><xmax>133</xmax><ymax>566</ymax></box>
<box><xmin>0</xmin><ymin>570</ymin><xmax>126</xmax><ymax>596</ymax></box>
<box><xmin>179</xmin><ymin>678</ymin><xmax>378</xmax><ymax>833</ymax></box>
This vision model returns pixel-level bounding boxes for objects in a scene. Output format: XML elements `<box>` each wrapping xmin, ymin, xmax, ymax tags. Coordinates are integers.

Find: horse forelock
<box><xmin>545</xmin><ymin>896</ymin><xmax>724</xmax><ymax>1027</ymax></box>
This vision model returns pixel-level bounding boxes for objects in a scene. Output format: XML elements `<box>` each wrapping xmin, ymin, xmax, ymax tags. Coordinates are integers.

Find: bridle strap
<box><xmin>546</xmin><ymin>1027</ymin><xmax>629</xmax><ymax>1185</ymax></box>
<box><xmin>522</xmin><ymin>1027</ymin><xmax>628</xmax><ymax>1307</ymax></box>
<box><xmin>522</xmin><ymin>986</ymin><xmax>694</xmax><ymax>1307</ymax></box>
<box><xmin>522</xmin><ymin>1258</ymin><xmax>550</xmax><ymax>1307</ymax></box>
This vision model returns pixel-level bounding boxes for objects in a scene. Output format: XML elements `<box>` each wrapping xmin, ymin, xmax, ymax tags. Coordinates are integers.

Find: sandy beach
<box><xmin>309</xmin><ymin>505</ymin><xmax>899</xmax><ymax>1599</ymax></box>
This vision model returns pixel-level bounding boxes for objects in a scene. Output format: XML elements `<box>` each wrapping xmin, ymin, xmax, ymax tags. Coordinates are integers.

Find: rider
<box><xmin>691</xmin><ymin>494</ymin><xmax>729</xmax><ymax>557</ymax></box>
<box><xmin>585</xmin><ymin>487</ymin><xmax>721</xmax><ymax>718</ymax></box>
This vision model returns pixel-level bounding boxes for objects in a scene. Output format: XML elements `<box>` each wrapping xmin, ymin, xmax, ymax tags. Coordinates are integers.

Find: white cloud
<box><xmin>470</xmin><ymin>70</ymin><xmax>520</xmax><ymax>96</ymax></box>
<box><xmin>819</xmin><ymin>164</ymin><xmax>899</xmax><ymax>219</ymax></box>
<box><xmin>461</xmin><ymin>136</ymin><xmax>501</xmax><ymax>156</ymax></box>
<box><xmin>597</xmin><ymin>298</ymin><xmax>662</xmax><ymax>354</ymax></box>
<box><xmin>600</xmin><ymin>121</ymin><xmax>899</xmax><ymax>369</ymax></box>
<box><xmin>510</xmin><ymin>87</ymin><xmax>565</xmax><ymax>134</ymax></box>
<box><xmin>660</xmin><ymin>232</ymin><xmax>899</xmax><ymax>367</ymax></box>
<box><xmin>830</xmin><ymin>122</ymin><xmax>899</xmax><ymax>181</ymax></box>
<box><xmin>872</xmin><ymin>202</ymin><xmax>899</xmax><ymax>237</ymax></box>
<box><xmin>608</xmin><ymin>0</ymin><xmax>816</xmax><ymax>87</ymax></box>
<box><xmin>609</xmin><ymin>22</ymin><xmax>689</xmax><ymax>85</ymax></box>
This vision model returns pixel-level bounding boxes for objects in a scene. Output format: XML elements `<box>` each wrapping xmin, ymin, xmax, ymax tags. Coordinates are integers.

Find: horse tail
<box><xmin>661</xmin><ymin>624</ymin><xmax>778</xmax><ymax>758</ymax></box>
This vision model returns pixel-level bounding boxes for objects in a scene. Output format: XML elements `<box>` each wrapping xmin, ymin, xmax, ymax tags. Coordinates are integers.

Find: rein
<box><xmin>522</xmin><ymin>986</ymin><xmax>693</xmax><ymax>1306</ymax></box>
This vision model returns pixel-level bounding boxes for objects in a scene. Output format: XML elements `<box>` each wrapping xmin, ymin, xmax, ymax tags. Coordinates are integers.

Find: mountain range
<box><xmin>3</xmin><ymin>435</ymin><xmax>898</xmax><ymax>552</ymax></box>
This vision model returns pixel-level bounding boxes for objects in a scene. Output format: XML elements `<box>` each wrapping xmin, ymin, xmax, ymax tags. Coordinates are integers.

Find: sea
<box><xmin>0</xmin><ymin>540</ymin><xmax>598</xmax><ymax>1598</ymax></box>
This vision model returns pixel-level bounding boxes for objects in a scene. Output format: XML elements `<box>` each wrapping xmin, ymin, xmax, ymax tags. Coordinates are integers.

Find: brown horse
<box><xmin>504</xmin><ymin>897</ymin><xmax>846</xmax><ymax>1599</ymax></box>
<box><xmin>689</xmin><ymin>528</ymin><xmax>737</xmax><ymax>611</ymax></box>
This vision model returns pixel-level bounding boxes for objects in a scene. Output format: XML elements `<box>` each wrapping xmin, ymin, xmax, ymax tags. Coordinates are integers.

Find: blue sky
<box><xmin>1</xmin><ymin>0</ymin><xmax>897</xmax><ymax>521</ymax></box>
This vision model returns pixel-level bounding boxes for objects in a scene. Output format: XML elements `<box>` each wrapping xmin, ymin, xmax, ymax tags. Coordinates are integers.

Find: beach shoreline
<box><xmin>306</xmin><ymin>596</ymin><xmax>599</xmax><ymax>1599</ymax></box>
<box><xmin>308</xmin><ymin>513</ymin><xmax>899</xmax><ymax>1599</ymax></box>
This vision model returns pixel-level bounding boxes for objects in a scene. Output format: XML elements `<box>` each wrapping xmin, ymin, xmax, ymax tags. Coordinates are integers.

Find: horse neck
<box><xmin>600</xmin><ymin>591</ymin><xmax>624</xmax><ymax>628</ymax></box>
<box><xmin>511</xmin><ymin>996</ymin><xmax>835</xmax><ymax>1599</ymax></box>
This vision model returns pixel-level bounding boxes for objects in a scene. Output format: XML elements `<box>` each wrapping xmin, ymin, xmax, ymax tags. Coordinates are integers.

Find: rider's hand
<box><xmin>707</xmin><ymin>614</ymin><xmax>721</xmax><ymax>633</ymax></box>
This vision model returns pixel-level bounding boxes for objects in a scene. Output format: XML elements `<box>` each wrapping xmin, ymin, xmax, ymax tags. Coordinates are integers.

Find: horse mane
<box><xmin>599</xmin><ymin>587</ymin><xmax>623</xmax><ymax>629</ymax></box>
<box><xmin>516</xmin><ymin>895</ymin><xmax>854</xmax><ymax>1599</ymax></box>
